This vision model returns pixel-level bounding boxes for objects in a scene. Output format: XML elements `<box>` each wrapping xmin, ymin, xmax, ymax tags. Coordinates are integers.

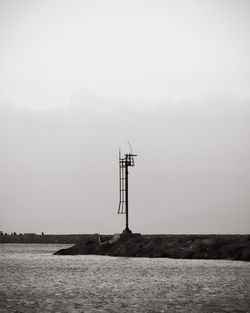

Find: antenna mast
<box><xmin>118</xmin><ymin>148</ymin><xmax>137</xmax><ymax>234</ymax></box>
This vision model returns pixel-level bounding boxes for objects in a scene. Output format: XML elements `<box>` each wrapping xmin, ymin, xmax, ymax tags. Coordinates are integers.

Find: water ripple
<box><xmin>0</xmin><ymin>244</ymin><xmax>250</xmax><ymax>313</ymax></box>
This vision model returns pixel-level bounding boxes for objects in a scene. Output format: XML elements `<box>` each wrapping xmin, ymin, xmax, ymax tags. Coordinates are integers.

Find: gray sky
<box><xmin>0</xmin><ymin>0</ymin><xmax>249</xmax><ymax>234</ymax></box>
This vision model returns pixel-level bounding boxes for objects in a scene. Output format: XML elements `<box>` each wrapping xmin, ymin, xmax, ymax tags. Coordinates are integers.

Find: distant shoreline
<box><xmin>0</xmin><ymin>234</ymin><xmax>84</xmax><ymax>244</ymax></box>
<box><xmin>1</xmin><ymin>233</ymin><xmax>249</xmax><ymax>243</ymax></box>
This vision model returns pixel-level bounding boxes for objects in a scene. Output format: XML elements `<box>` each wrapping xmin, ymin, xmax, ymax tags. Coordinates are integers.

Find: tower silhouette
<box><xmin>118</xmin><ymin>150</ymin><xmax>137</xmax><ymax>234</ymax></box>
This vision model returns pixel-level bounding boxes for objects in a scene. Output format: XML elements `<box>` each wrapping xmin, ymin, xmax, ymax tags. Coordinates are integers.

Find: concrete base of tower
<box><xmin>122</xmin><ymin>228</ymin><xmax>133</xmax><ymax>236</ymax></box>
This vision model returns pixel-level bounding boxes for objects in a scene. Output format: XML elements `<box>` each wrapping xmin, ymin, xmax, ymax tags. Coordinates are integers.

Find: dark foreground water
<box><xmin>0</xmin><ymin>244</ymin><xmax>249</xmax><ymax>313</ymax></box>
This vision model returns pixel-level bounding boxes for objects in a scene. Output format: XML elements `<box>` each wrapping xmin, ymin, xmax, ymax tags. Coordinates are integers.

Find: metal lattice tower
<box><xmin>118</xmin><ymin>150</ymin><xmax>137</xmax><ymax>233</ymax></box>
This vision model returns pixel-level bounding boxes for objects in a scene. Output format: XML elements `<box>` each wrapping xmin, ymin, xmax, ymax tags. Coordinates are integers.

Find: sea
<box><xmin>0</xmin><ymin>244</ymin><xmax>249</xmax><ymax>313</ymax></box>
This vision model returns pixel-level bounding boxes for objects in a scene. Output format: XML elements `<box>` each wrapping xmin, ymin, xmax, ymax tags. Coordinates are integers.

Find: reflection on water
<box><xmin>0</xmin><ymin>244</ymin><xmax>249</xmax><ymax>313</ymax></box>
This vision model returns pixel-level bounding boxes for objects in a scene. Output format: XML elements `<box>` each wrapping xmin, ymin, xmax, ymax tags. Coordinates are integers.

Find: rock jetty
<box><xmin>54</xmin><ymin>234</ymin><xmax>250</xmax><ymax>261</ymax></box>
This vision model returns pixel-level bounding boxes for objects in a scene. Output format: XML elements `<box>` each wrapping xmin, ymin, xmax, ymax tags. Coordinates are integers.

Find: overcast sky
<box><xmin>0</xmin><ymin>0</ymin><xmax>249</xmax><ymax>234</ymax></box>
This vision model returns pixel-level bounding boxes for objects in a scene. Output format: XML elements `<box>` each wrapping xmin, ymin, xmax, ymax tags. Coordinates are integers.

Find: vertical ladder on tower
<box><xmin>118</xmin><ymin>150</ymin><xmax>126</xmax><ymax>214</ymax></box>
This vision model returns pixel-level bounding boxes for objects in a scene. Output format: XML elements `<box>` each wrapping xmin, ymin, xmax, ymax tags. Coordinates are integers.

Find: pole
<box><xmin>125</xmin><ymin>156</ymin><xmax>129</xmax><ymax>230</ymax></box>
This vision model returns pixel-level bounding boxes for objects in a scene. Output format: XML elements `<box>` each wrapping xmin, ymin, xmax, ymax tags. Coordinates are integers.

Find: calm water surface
<box><xmin>0</xmin><ymin>244</ymin><xmax>249</xmax><ymax>313</ymax></box>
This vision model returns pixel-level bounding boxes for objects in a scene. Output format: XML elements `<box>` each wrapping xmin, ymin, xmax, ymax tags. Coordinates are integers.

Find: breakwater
<box><xmin>54</xmin><ymin>234</ymin><xmax>250</xmax><ymax>261</ymax></box>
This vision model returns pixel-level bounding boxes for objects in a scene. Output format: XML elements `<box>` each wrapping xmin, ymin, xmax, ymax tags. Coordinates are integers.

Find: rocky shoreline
<box><xmin>54</xmin><ymin>234</ymin><xmax>250</xmax><ymax>261</ymax></box>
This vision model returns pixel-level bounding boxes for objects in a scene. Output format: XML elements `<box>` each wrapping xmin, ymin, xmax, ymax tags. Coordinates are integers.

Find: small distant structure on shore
<box><xmin>118</xmin><ymin>146</ymin><xmax>137</xmax><ymax>235</ymax></box>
